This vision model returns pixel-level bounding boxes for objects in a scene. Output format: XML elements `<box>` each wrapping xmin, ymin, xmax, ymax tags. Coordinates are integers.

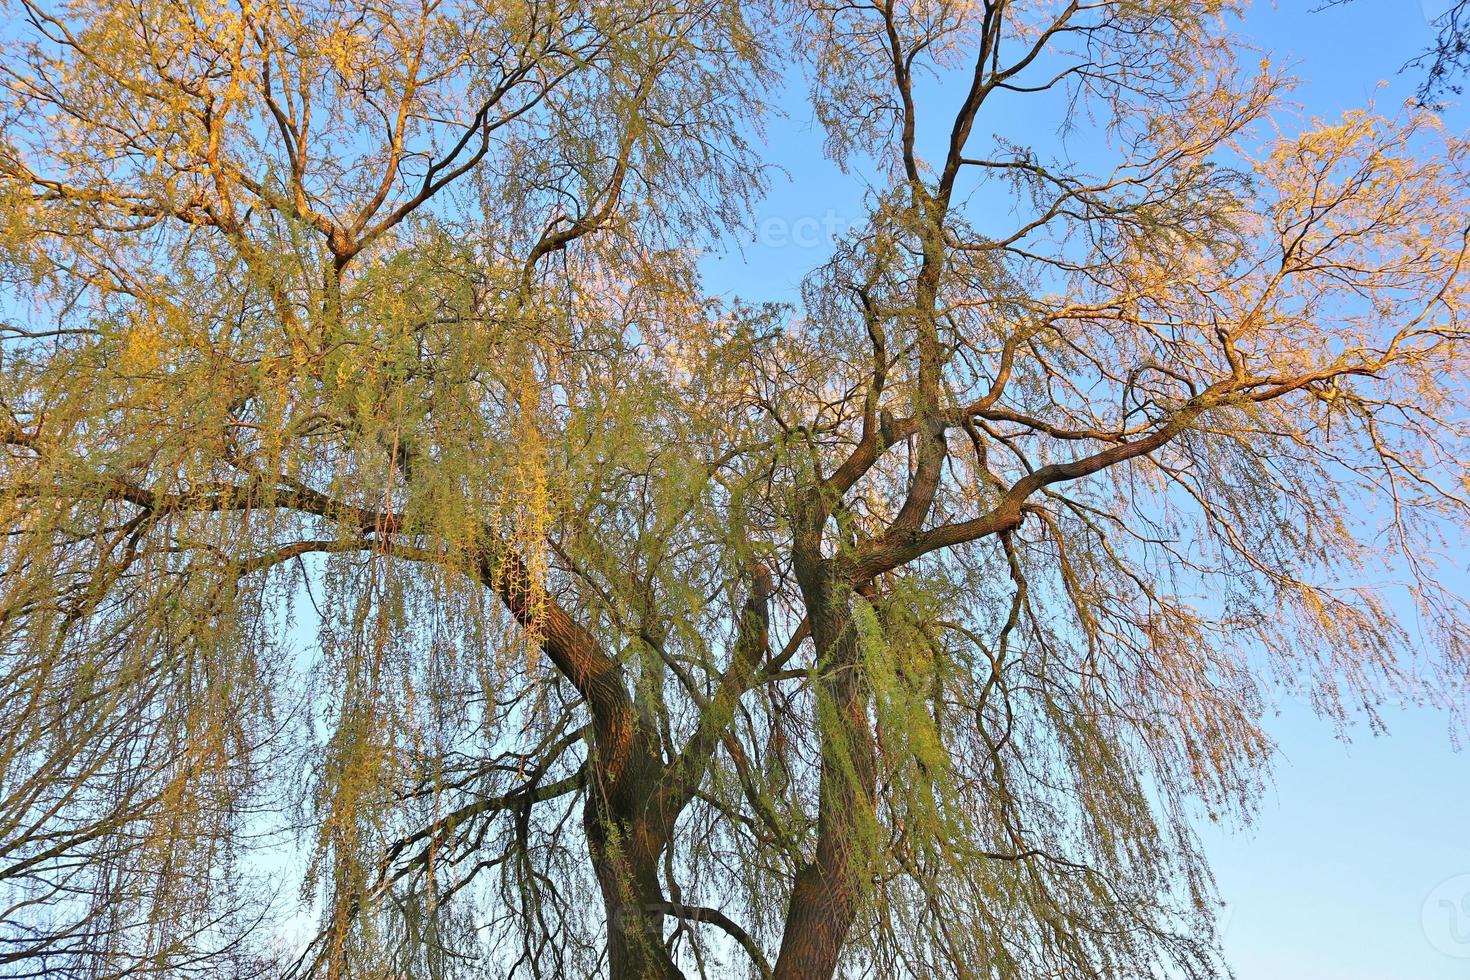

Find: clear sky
<box><xmin>701</xmin><ymin>2</ymin><xmax>1470</xmax><ymax>977</ymax></box>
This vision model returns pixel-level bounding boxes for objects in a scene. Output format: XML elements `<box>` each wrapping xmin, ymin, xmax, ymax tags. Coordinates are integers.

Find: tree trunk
<box><xmin>772</xmin><ymin>563</ymin><xmax>877</xmax><ymax>980</ymax></box>
<box><xmin>587</xmin><ymin>731</ymin><xmax>685</xmax><ymax>980</ymax></box>
<box><xmin>770</xmin><ymin>794</ymin><xmax>869</xmax><ymax>980</ymax></box>
<box><xmin>591</xmin><ymin>831</ymin><xmax>682</xmax><ymax>980</ymax></box>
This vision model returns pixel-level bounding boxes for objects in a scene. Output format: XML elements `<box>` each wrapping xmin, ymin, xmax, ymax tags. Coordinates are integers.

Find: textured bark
<box><xmin>770</xmin><ymin>716</ymin><xmax>874</xmax><ymax>980</ymax></box>
<box><xmin>591</xmin><ymin>821</ymin><xmax>682</xmax><ymax>980</ymax></box>
<box><xmin>587</xmin><ymin>728</ymin><xmax>685</xmax><ymax>980</ymax></box>
<box><xmin>773</xmin><ymin>551</ymin><xmax>877</xmax><ymax>980</ymax></box>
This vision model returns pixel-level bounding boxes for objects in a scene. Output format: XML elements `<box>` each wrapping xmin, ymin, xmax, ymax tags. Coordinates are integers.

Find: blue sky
<box><xmin>702</xmin><ymin>2</ymin><xmax>1470</xmax><ymax>977</ymax></box>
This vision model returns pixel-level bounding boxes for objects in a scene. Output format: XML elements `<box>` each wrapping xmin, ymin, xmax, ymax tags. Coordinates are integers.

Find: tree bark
<box><xmin>772</xmin><ymin>556</ymin><xmax>877</xmax><ymax>980</ymax></box>
<box><xmin>587</xmin><ymin>730</ymin><xmax>685</xmax><ymax>980</ymax></box>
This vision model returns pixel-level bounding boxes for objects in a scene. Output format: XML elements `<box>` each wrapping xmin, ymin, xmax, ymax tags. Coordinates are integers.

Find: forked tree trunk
<box><xmin>579</xmin><ymin>560</ymin><xmax>876</xmax><ymax>980</ymax></box>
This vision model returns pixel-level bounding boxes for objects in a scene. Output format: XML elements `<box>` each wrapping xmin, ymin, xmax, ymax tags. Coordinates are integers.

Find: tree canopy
<box><xmin>1</xmin><ymin>1</ymin><xmax>1468</xmax><ymax>978</ymax></box>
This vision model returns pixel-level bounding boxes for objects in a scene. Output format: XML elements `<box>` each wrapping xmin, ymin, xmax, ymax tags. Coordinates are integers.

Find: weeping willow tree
<box><xmin>2</xmin><ymin>0</ymin><xmax>1468</xmax><ymax>977</ymax></box>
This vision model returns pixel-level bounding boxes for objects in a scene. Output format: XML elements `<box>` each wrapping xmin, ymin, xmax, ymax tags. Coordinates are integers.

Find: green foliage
<box><xmin>2</xmin><ymin>2</ymin><xmax>1469</xmax><ymax>979</ymax></box>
